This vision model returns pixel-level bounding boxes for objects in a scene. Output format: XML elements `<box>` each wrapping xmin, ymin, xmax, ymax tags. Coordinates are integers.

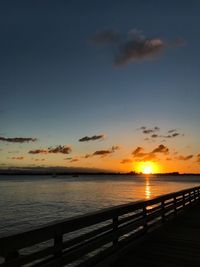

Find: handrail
<box><xmin>0</xmin><ymin>185</ymin><xmax>200</xmax><ymax>266</ymax></box>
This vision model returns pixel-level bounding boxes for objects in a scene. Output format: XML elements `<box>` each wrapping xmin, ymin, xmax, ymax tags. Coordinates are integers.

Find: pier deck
<box><xmin>112</xmin><ymin>202</ymin><xmax>200</xmax><ymax>267</ymax></box>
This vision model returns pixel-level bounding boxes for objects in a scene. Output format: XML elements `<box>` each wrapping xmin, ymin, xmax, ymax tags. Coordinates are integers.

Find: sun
<box><xmin>143</xmin><ymin>165</ymin><xmax>152</xmax><ymax>174</ymax></box>
<box><xmin>136</xmin><ymin>161</ymin><xmax>159</xmax><ymax>175</ymax></box>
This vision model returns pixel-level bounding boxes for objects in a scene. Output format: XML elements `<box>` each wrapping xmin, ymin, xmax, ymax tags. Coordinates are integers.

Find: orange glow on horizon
<box><xmin>136</xmin><ymin>161</ymin><xmax>160</xmax><ymax>174</ymax></box>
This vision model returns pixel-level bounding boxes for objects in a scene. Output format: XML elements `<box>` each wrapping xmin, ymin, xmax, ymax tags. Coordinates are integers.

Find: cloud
<box><xmin>140</xmin><ymin>126</ymin><xmax>183</xmax><ymax>140</ymax></box>
<box><xmin>168</xmin><ymin>129</ymin><xmax>177</xmax><ymax>133</ymax></box>
<box><xmin>29</xmin><ymin>149</ymin><xmax>48</xmax><ymax>154</ymax></box>
<box><xmin>70</xmin><ymin>158</ymin><xmax>79</xmax><ymax>163</ymax></box>
<box><xmin>0</xmin><ymin>136</ymin><xmax>37</xmax><ymax>143</ymax></box>
<box><xmin>162</xmin><ymin>133</ymin><xmax>181</xmax><ymax>138</ymax></box>
<box><xmin>139</xmin><ymin>126</ymin><xmax>160</xmax><ymax>134</ymax></box>
<box><xmin>29</xmin><ymin>145</ymin><xmax>72</xmax><ymax>155</ymax></box>
<box><xmin>115</xmin><ymin>38</ymin><xmax>164</xmax><ymax>66</ymax></box>
<box><xmin>9</xmin><ymin>156</ymin><xmax>25</xmax><ymax>160</ymax></box>
<box><xmin>89</xmin><ymin>30</ymin><xmax>121</xmax><ymax>45</ymax></box>
<box><xmin>79</xmin><ymin>134</ymin><xmax>105</xmax><ymax>142</ymax></box>
<box><xmin>120</xmin><ymin>158</ymin><xmax>132</xmax><ymax>164</ymax></box>
<box><xmin>86</xmin><ymin>145</ymin><xmax>120</xmax><ymax>158</ymax></box>
<box><xmin>132</xmin><ymin>144</ymin><xmax>169</xmax><ymax>162</ymax></box>
<box><xmin>132</xmin><ymin>147</ymin><xmax>146</xmax><ymax>157</ymax></box>
<box><xmin>91</xmin><ymin>29</ymin><xmax>184</xmax><ymax>66</ymax></box>
<box><xmin>65</xmin><ymin>157</ymin><xmax>79</xmax><ymax>162</ymax></box>
<box><xmin>175</xmin><ymin>155</ymin><xmax>193</xmax><ymax>161</ymax></box>
<box><xmin>32</xmin><ymin>158</ymin><xmax>45</xmax><ymax>162</ymax></box>
<box><xmin>197</xmin><ymin>154</ymin><xmax>200</xmax><ymax>163</ymax></box>
<box><xmin>152</xmin><ymin>144</ymin><xmax>169</xmax><ymax>154</ymax></box>
<box><xmin>93</xmin><ymin>150</ymin><xmax>112</xmax><ymax>156</ymax></box>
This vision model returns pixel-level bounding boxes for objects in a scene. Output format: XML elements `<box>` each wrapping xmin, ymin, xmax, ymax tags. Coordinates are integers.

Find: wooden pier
<box><xmin>0</xmin><ymin>186</ymin><xmax>200</xmax><ymax>267</ymax></box>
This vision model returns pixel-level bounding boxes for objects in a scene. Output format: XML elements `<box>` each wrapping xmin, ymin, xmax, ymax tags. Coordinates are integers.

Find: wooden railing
<box><xmin>0</xmin><ymin>186</ymin><xmax>200</xmax><ymax>267</ymax></box>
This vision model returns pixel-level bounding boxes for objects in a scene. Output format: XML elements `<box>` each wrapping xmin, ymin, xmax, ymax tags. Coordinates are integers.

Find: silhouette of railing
<box><xmin>0</xmin><ymin>186</ymin><xmax>200</xmax><ymax>267</ymax></box>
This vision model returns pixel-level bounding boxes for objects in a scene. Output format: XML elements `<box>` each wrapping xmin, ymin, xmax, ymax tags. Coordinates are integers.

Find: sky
<box><xmin>1</xmin><ymin>0</ymin><xmax>200</xmax><ymax>173</ymax></box>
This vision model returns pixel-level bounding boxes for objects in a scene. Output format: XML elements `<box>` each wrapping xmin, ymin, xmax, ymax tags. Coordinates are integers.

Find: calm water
<box><xmin>0</xmin><ymin>174</ymin><xmax>200</xmax><ymax>237</ymax></box>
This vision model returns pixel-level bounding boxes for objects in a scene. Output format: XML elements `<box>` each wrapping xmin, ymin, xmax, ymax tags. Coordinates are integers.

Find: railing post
<box><xmin>112</xmin><ymin>215</ymin><xmax>118</xmax><ymax>247</ymax></box>
<box><xmin>174</xmin><ymin>197</ymin><xmax>177</xmax><ymax>216</ymax></box>
<box><xmin>195</xmin><ymin>190</ymin><xmax>198</xmax><ymax>201</ymax></box>
<box><xmin>189</xmin><ymin>191</ymin><xmax>192</xmax><ymax>204</ymax></box>
<box><xmin>183</xmin><ymin>194</ymin><xmax>185</xmax><ymax>208</ymax></box>
<box><xmin>54</xmin><ymin>228</ymin><xmax>63</xmax><ymax>262</ymax></box>
<box><xmin>143</xmin><ymin>206</ymin><xmax>148</xmax><ymax>233</ymax></box>
<box><xmin>161</xmin><ymin>200</ymin><xmax>165</xmax><ymax>223</ymax></box>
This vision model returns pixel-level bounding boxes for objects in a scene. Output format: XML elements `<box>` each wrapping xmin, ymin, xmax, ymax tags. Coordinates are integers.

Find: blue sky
<box><xmin>1</xmin><ymin>0</ymin><xmax>200</xmax><ymax>173</ymax></box>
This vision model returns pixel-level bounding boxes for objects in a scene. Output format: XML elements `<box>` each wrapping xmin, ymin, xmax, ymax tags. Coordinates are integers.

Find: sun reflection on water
<box><xmin>145</xmin><ymin>176</ymin><xmax>151</xmax><ymax>199</ymax></box>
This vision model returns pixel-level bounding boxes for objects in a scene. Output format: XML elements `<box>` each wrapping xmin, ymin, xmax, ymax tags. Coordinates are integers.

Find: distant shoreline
<box><xmin>0</xmin><ymin>171</ymin><xmax>200</xmax><ymax>176</ymax></box>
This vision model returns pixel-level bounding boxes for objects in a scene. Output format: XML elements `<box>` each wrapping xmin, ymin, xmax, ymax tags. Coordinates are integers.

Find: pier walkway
<box><xmin>111</xmin><ymin>202</ymin><xmax>200</xmax><ymax>267</ymax></box>
<box><xmin>0</xmin><ymin>186</ymin><xmax>200</xmax><ymax>267</ymax></box>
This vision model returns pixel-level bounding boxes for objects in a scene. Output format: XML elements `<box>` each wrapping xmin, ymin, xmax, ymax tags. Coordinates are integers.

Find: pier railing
<box><xmin>0</xmin><ymin>185</ymin><xmax>200</xmax><ymax>267</ymax></box>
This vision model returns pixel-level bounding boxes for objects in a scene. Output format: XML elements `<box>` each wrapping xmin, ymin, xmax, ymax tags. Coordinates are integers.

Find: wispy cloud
<box><xmin>175</xmin><ymin>155</ymin><xmax>193</xmax><ymax>161</ymax></box>
<box><xmin>79</xmin><ymin>134</ymin><xmax>105</xmax><ymax>142</ymax></box>
<box><xmin>120</xmin><ymin>158</ymin><xmax>132</xmax><ymax>164</ymax></box>
<box><xmin>90</xmin><ymin>29</ymin><xmax>179</xmax><ymax>66</ymax></box>
<box><xmin>65</xmin><ymin>157</ymin><xmax>79</xmax><ymax>162</ymax></box>
<box><xmin>0</xmin><ymin>136</ymin><xmax>37</xmax><ymax>143</ymax></box>
<box><xmin>29</xmin><ymin>145</ymin><xmax>72</xmax><ymax>155</ymax></box>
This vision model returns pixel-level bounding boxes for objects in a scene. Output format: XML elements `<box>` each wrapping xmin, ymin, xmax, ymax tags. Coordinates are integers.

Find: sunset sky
<box><xmin>1</xmin><ymin>1</ymin><xmax>200</xmax><ymax>173</ymax></box>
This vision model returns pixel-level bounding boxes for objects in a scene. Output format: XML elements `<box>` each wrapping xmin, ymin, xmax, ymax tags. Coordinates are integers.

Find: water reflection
<box><xmin>145</xmin><ymin>176</ymin><xmax>151</xmax><ymax>199</ymax></box>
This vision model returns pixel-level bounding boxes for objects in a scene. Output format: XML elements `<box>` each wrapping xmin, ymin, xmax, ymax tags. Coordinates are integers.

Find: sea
<box><xmin>0</xmin><ymin>174</ymin><xmax>200</xmax><ymax>237</ymax></box>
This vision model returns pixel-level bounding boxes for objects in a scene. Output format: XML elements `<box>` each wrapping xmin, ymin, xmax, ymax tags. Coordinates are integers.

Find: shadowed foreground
<box><xmin>112</xmin><ymin>203</ymin><xmax>200</xmax><ymax>267</ymax></box>
<box><xmin>0</xmin><ymin>186</ymin><xmax>200</xmax><ymax>266</ymax></box>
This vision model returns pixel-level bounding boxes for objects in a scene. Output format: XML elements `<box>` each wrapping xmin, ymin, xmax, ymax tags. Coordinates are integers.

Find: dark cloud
<box><xmin>175</xmin><ymin>155</ymin><xmax>193</xmax><ymax>161</ymax></box>
<box><xmin>132</xmin><ymin>146</ymin><xmax>157</xmax><ymax>162</ymax></box>
<box><xmin>91</xmin><ymin>29</ymin><xmax>184</xmax><ymax>66</ymax></box>
<box><xmin>152</xmin><ymin>144</ymin><xmax>169</xmax><ymax>154</ymax></box>
<box><xmin>29</xmin><ymin>149</ymin><xmax>48</xmax><ymax>154</ymax></box>
<box><xmin>140</xmin><ymin>126</ymin><xmax>183</xmax><ymax>140</ymax></box>
<box><xmin>79</xmin><ymin>134</ymin><xmax>105</xmax><ymax>142</ymax></box>
<box><xmin>115</xmin><ymin>31</ymin><xmax>164</xmax><ymax>66</ymax></box>
<box><xmin>86</xmin><ymin>145</ymin><xmax>120</xmax><ymax>158</ymax></box>
<box><xmin>197</xmin><ymin>154</ymin><xmax>200</xmax><ymax>163</ymax></box>
<box><xmin>120</xmin><ymin>158</ymin><xmax>132</xmax><ymax>164</ymax></box>
<box><xmin>132</xmin><ymin>144</ymin><xmax>169</xmax><ymax>162</ymax></box>
<box><xmin>162</xmin><ymin>133</ymin><xmax>181</xmax><ymax>138</ymax></box>
<box><xmin>139</xmin><ymin>126</ymin><xmax>160</xmax><ymax>134</ymax></box>
<box><xmin>0</xmin><ymin>136</ymin><xmax>37</xmax><ymax>143</ymax></box>
<box><xmin>90</xmin><ymin>30</ymin><xmax>121</xmax><ymax>45</ymax></box>
<box><xmin>132</xmin><ymin>147</ymin><xmax>146</xmax><ymax>157</ymax></box>
<box><xmin>29</xmin><ymin>145</ymin><xmax>72</xmax><ymax>155</ymax></box>
<box><xmin>48</xmin><ymin>146</ymin><xmax>72</xmax><ymax>154</ymax></box>
<box><xmin>93</xmin><ymin>150</ymin><xmax>112</xmax><ymax>156</ymax></box>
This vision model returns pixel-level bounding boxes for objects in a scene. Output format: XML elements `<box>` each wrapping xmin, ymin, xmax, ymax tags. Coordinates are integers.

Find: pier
<box><xmin>0</xmin><ymin>186</ymin><xmax>200</xmax><ymax>267</ymax></box>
